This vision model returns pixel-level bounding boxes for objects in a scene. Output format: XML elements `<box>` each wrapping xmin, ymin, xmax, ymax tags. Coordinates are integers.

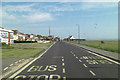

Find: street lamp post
<box><xmin>76</xmin><ymin>24</ymin><xmax>80</xmax><ymax>44</ymax></box>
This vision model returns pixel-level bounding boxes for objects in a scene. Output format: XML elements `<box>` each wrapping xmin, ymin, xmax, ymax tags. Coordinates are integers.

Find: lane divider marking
<box><xmin>63</xmin><ymin>68</ymin><xmax>66</xmax><ymax>73</ymax></box>
<box><xmin>9</xmin><ymin>42</ymin><xmax>55</xmax><ymax>79</ymax></box>
<box><xmin>89</xmin><ymin>70</ymin><xmax>96</xmax><ymax>76</ymax></box>
<box><xmin>62</xmin><ymin>59</ymin><xmax>64</xmax><ymax>62</ymax></box>
<box><xmin>62</xmin><ymin>63</ymin><xmax>65</xmax><ymax>66</ymax></box>
<box><xmin>3</xmin><ymin>67</ymin><xmax>8</xmax><ymax>71</ymax></box>
<box><xmin>88</xmin><ymin>51</ymin><xmax>119</xmax><ymax>65</ymax></box>
<box><xmin>83</xmin><ymin>64</ymin><xmax>87</xmax><ymax>68</ymax></box>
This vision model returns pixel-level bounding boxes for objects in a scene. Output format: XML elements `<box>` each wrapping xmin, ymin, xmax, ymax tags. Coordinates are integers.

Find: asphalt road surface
<box><xmin>4</xmin><ymin>41</ymin><xmax>119</xmax><ymax>80</ymax></box>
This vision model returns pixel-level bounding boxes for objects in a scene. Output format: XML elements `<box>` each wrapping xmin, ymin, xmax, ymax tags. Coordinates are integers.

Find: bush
<box><xmin>14</xmin><ymin>40</ymin><xmax>37</xmax><ymax>43</ymax></box>
<box><xmin>2</xmin><ymin>42</ymin><xmax>7</xmax><ymax>46</ymax></box>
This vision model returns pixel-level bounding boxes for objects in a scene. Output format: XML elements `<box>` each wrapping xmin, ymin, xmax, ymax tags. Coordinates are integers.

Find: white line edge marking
<box><xmin>9</xmin><ymin>42</ymin><xmax>55</xmax><ymax>78</ymax></box>
<box><xmin>88</xmin><ymin>51</ymin><xmax>120</xmax><ymax>65</ymax></box>
<box><xmin>63</xmin><ymin>68</ymin><xmax>66</xmax><ymax>73</ymax></box>
<box><xmin>4</xmin><ymin>67</ymin><xmax>8</xmax><ymax>71</ymax></box>
<box><xmin>15</xmin><ymin>61</ymin><xmax>18</xmax><ymax>64</ymax></box>
<box><xmin>89</xmin><ymin>70</ymin><xmax>96</xmax><ymax>76</ymax></box>
<box><xmin>83</xmin><ymin>64</ymin><xmax>87</xmax><ymax>67</ymax></box>
<box><xmin>19</xmin><ymin>60</ymin><xmax>22</xmax><ymax>62</ymax></box>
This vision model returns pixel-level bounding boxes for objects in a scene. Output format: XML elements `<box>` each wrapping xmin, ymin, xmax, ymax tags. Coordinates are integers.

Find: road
<box><xmin>4</xmin><ymin>41</ymin><xmax>119</xmax><ymax>80</ymax></box>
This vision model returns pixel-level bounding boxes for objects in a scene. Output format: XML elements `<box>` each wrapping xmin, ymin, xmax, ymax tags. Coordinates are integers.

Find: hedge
<box><xmin>14</xmin><ymin>40</ymin><xmax>37</xmax><ymax>43</ymax></box>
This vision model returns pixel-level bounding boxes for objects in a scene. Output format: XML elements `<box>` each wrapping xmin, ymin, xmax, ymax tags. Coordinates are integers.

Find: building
<box><xmin>25</xmin><ymin>34</ymin><xmax>30</xmax><ymax>41</ymax></box>
<box><xmin>18</xmin><ymin>32</ymin><xmax>26</xmax><ymax>41</ymax></box>
<box><xmin>0</xmin><ymin>27</ymin><xmax>14</xmax><ymax>44</ymax></box>
<box><xmin>64</xmin><ymin>35</ymin><xmax>86</xmax><ymax>41</ymax></box>
<box><xmin>12</xmin><ymin>30</ymin><xmax>19</xmax><ymax>41</ymax></box>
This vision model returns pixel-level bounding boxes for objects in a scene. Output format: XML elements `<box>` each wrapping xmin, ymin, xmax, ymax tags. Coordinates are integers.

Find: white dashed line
<box><xmin>3</xmin><ymin>67</ymin><xmax>8</xmax><ymax>71</ymax></box>
<box><xmin>63</xmin><ymin>68</ymin><xmax>66</xmax><ymax>73</ymax></box>
<box><xmin>62</xmin><ymin>59</ymin><xmax>64</xmax><ymax>62</ymax></box>
<box><xmin>89</xmin><ymin>70</ymin><xmax>96</xmax><ymax>76</ymax></box>
<box><xmin>62</xmin><ymin>56</ymin><xmax>64</xmax><ymax>58</ymax></box>
<box><xmin>9</xmin><ymin>64</ymin><xmax>13</xmax><ymax>67</ymax></box>
<box><xmin>83</xmin><ymin>64</ymin><xmax>87</xmax><ymax>68</ymax></box>
<box><xmin>62</xmin><ymin>63</ymin><xmax>65</xmax><ymax>66</ymax></box>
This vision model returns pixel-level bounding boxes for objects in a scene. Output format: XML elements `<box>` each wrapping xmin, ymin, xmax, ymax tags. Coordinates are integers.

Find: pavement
<box><xmin>2</xmin><ymin>41</ymin><xmax>119</xmax><ymax>80</ymax></box>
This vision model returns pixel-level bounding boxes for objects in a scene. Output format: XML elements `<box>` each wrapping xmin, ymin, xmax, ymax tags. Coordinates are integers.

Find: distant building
<box><xmin>0</xmin><ymin>27</ymin><xmax>14</xmax><ymax>44</ymax></box>
<box><xmin>25</xmin><ymin>34</ymin><xmax>30</xmax><ymax>41</ymax></box>
<box><xmin>48</xmin><ymin>35</ymin><xmax>54</xmax><ymax>40</ymax></box>
<box><xmin>64</xmin><ymin>35</ymin><xmax>86</xmax><ymax>41</ymax></box>
<box><xmin>12</xmin><ymin>30</ymin><xmax>19</xmax><ymax>41</ymax></box>
<box><xmin>54</xmin><ymin>37</ymin><xmax>60</xmax><ymax>41</ymax></box>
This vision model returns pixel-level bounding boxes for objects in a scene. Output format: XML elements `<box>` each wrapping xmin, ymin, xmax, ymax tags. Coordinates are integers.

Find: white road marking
<box><xmin>88</xmin><ymin>51</ymin><xmax>120</xmax><ymax>64</ymax></box>
<box><xmin>15</xmin><ymin>61</ymin><xmax>18</xmax><ymax>64</ymax></box>
<box><xmin>63</xmin><ymin>77</ymin><xmax>66</xmax><ymax>80</ymax></box>
<box><xmin>76</xmin><ymin>57</ymin><xmax>78</xmax><ymax>59</ymax></box>
<box><xmin>9</xmin><ymin>64</ymin><xmax>13</xmax><ymax>67</ymax></box>
<box><xmin>73</xmin><ymin>54</ymin><xmax>76</xmax><ymax>56</ymax></box>
<box><xmin>62</xmin><ymin>56</ymin><xmax>64</xmax><ymax>58</ymax></box>
<box><xmin>9</xmin><ymin>42</ymin><xmax>55</xmax><ymax>79</ymax></box>
<box><xmin>62</xmin><ymin>63</ymin><xmax>65</xmax><ymax>66</ymax></box>
<box><xmin>83</xmin><ymin>64</ymin><xmax>87</xmax><ymax>68</ymax></box>
<box><xmin>3</xmin><ymin>67</ymin><xmax>8</xmax><ymax>71</ymax></box>
<box><xmin>19</xmin><ymin>60</ymin><xmax>22</xmax><ymax>62</ymax></box>
<box><xmin>79</xmin><ymin>60</ymin><xmax>82</xmax><ymax>62</ymax></box>
<box><xmin>62</xmin><ymin>59</ymin><xmax>64</xmax><ymax>62</ymax></box>
<box><xmin>89</xmin><ymin>70</ymin><xmax>96</xmax><ymax>76</ymax></box>
<box><xmin>63</xmin><ymin>68</ymin><xmax>66</xmax><ymax>73</ymax></box>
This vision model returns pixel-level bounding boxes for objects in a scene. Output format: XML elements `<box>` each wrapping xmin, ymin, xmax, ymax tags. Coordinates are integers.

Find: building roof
<box><xmin>0</xmin><ymin>27</ymin><xmax>13</xmax><ymax>33</ymax></box>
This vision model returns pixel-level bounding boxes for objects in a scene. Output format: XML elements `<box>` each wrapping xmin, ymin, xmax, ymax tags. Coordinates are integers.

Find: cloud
<box><xmin>22</xmin><ymin>13</ymin><xmax>53</xmax><ymax>23</ymax></box>
<box><xmin>2</xmin><ymin>3</ymin><xmax>54</xmax><ymax>24</ymax></box>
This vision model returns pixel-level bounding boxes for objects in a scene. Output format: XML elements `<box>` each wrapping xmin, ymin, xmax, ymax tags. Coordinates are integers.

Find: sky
<box><xmin>0</xmin><ymin>2</ymin><xmax>118</xmax><ymax>40</ymax></box>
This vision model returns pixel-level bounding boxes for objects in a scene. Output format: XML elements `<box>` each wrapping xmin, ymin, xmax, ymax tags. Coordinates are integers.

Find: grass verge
<box><xmin>70</xmin><ymin>40</ymin><xmax>118</xmax><ymax>53</ymax></box>
<box><xmin>2</xmin><ymin>42</ymin><xmax>54</xmax><ymax>59</ymax></box>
